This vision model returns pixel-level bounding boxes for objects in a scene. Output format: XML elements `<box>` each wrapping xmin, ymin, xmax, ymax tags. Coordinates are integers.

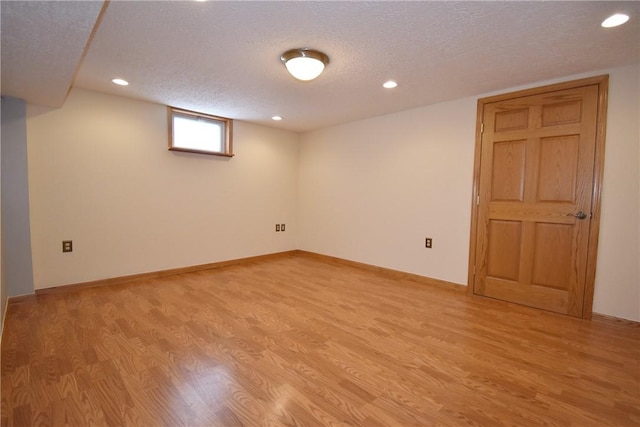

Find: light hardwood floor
<box><xmin>1</xmin><ymin>253</ymin><xmax>638</xmax><ymax>426</ymax></box>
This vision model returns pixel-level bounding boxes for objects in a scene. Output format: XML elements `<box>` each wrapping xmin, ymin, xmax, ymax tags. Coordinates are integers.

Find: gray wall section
<box><xmin>1</xmin><ymin>97</ymin><xmax>34</xmax><ymax>301</ymax></box>
<box><xmin>0</xmin><ymin>101</ymin><xmax>4</xmax><ymax>333</ymax></box>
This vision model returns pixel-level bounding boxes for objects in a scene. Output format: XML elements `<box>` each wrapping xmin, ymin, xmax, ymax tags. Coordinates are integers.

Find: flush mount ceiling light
<box><xmin>602</xmin><ymin>13</ymin><xmax>630</xmax><ymax>28</ymax></box>
<box><xmin>383</xmin><ymin>80</ymin><xmax>398</xmax><ymax>89</ymax></box>
<box><xmin>280</xmin><ymin>48</ymin><xmax>329</xmax><ymax>81</ymax></box>
<box><xmin>111</xmin><ymin>78</ymin><xmax>129</xmax><ymax>86</ymax></box>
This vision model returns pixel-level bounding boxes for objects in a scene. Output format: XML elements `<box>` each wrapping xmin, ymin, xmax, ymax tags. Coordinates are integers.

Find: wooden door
<box><xmin>470</xmin><ymin>77</ymin><xmax>608</xmax><ymax>318</ymax></box>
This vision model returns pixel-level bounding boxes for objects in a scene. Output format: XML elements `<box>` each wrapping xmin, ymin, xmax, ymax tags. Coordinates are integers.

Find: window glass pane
<box><xmin>173</xmin><ymin>114</ymin><xmax>223</xmax><ymax>153</ymax></box>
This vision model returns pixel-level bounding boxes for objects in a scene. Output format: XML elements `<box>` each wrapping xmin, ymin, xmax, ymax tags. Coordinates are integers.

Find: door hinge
<box><xmin>480</xmin><ymin>123</ymin><xmax>484</xmax><ymax>133</ymax></box>
<box><xmin>476</xmin><ymin>195</ymin><xmax>480</xmax><ymax>206</ymax></box>
<box><xmin>473</xmin><ymin>265</ymin><xmax>476</xmax><ymax>275</ymax></box>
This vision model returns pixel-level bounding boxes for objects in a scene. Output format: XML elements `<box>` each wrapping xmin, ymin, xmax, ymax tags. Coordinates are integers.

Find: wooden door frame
<box><xmin>467</xmin><ymin>75</ymin><xmax>609</xmax><ymax>320</ymax></box>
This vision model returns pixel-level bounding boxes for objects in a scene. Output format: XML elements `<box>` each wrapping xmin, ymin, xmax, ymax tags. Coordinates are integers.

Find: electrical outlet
<box><xmin>425</xmin><ymin>238</ymin><xmax>432</xmax><ymax>249</ymax></box>
<box><xmin>62</xmin><ymin>240</ymin><xmax>73</xmax><ymax>253</ymax></box>
<box><xmin>276</xmin><ymin>224</ymin><xmax>280</xmax><ymax>232</ymax></box>
<box><xmin>281</xmin><ymin>224</ymin><xmax>285</xmax><ymax>232</ymax></box>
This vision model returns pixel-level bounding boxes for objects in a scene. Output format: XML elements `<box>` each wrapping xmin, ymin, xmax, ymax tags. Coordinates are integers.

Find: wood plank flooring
<box><xmin>1</xmin><ymin>253</ymin><xmax>639</xmax><ymax>426</ymax></box>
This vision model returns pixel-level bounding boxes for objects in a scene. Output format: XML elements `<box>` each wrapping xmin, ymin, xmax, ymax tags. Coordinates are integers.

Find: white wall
<box><xmin>299</xmin><ymin>64</ymin><xmax>640</xmax><ymax>321</ymax></box>
<box><xmin>27</xmin><ymin>88</ymin><xmax>299</xmax><ymax>289</ymax></box>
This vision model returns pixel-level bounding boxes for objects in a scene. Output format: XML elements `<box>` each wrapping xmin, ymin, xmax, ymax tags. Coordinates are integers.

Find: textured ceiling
<box><xmin>2</xmin><ymin>1</ymin><xmax>639</xmax><ymax>132</ymax></box>
<box><xmin>0</xmin><ymin>1</ymin><xmax>104</xmax><ymax>107</ymax></box>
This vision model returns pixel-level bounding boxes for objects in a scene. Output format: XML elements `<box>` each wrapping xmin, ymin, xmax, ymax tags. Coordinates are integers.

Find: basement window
<box><xmin>169</xmin><ymin>107</ymin><xmax>233</xmax><ymax>157</ymax></box>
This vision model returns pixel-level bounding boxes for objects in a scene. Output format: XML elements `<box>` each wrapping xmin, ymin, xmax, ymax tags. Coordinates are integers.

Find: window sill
<box><xmin>169</xmin><ymin>147</ymin><xmax>234</xmax><ymax>157</ymax></box>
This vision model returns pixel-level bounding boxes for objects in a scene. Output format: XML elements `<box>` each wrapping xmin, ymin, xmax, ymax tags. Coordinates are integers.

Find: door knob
<box><xmin>567</xmin><ymin>211</ymin><xmax>588</xmax><ymax>220</ymax></box>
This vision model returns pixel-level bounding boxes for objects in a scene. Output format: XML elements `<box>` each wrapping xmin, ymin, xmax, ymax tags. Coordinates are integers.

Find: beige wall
<box><xmin>592</xmin><ymin>64</ymin><xmax>639</xmax><ymax>320</ymax></box>
<box><xmin>299</xmin><ymin>64</ymin><xmax>640</xmax><ymax>321</ymax></box>
<box><xmin>299</xmin><ymin>97</ymin><xmax>476</xmax><ymax>285</ymax></box>
<box><xmin>27</xmin><ymin>88</ymin><xmax>300</xmax><ymax>289</ymax></box>
<box><xmin>25</xmin><ymin>65</ymin><xmax>639</xmax><ymax>322</ymax></box>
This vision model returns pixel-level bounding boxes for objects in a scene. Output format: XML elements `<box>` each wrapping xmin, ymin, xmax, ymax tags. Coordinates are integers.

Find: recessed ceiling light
<box><xmin>272</xmin><ymin>116</ymin><xmax>283</xmax><ymax>121</ymax></box>
<box><xmin>602</xmin><ymin>13</ymin><xmax>630</xmax><ymax>28</ymax></box>
<box><xmin>111</xmin><ymin>78</ymin><xmax>129</xmax><ymax>86</ymax></box>
<box><xmin>383</xmin><ymin>81</ymin><xmax>398</xmax><ymax>89</ymax></box>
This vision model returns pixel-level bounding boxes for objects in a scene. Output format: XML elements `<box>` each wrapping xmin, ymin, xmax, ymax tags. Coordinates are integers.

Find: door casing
<box><xmin>467</xmin><ymin>75</ymin><xmax>609</xmax><ymax>319</ymax></box>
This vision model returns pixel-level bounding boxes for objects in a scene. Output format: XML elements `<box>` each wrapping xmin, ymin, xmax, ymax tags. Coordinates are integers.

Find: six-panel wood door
<box><xmin>473</xmin><ymin>83</ymin><xmax>600</xmax><ymax>317</ymax></box>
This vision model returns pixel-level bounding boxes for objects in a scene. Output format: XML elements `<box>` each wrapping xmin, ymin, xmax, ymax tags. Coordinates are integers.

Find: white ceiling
<box><xmin>0</xmin><ymin>1</ymin><xmax>104</xmax><ymax>107</ymax></box>
<box><xmin>2</xmin><ymin>1</ymin><xmax>639</xmax><ymax>132</ymax></box>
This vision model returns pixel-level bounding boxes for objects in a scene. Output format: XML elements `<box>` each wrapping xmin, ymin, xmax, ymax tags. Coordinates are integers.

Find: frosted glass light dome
<box><xmin>281</xmin><ymin>48</ymin><xmax>329</xmax><ymax>81</ymax></box>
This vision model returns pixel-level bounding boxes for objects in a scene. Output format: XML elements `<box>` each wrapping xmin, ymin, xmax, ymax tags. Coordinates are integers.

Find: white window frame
<box><xmin>168</xmin><ymin>107</ymin><xmax>233</xmax><ymax>157</ymax></box>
